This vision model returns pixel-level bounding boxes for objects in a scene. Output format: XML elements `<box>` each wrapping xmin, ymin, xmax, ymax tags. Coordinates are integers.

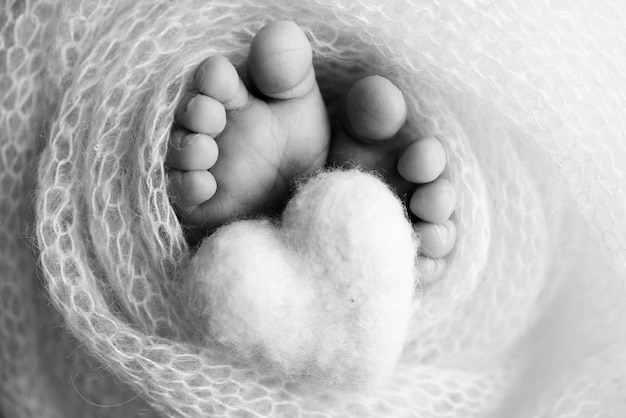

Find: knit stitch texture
<box><xmin>1</xmin><ymin>0</ymin><xmax>626</xmax><ymax>417</ymax></box>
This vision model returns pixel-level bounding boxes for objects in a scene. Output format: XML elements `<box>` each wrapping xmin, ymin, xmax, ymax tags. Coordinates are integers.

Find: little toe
<box><xmin>167</xmin><ymin>132</ymin><xmax>218</xmax><ymax>171</ymax></box>
<box><xmin>409</xmin><ymin>178</ymin><xmax>456</xmax><ymax>223</ymax></box>
<box><xmin>194</xmin><ymin>55</ymin><xmax>249</xmax><ymax>110</ymax></box>
<box><xmin>415</xmin><ymin>219</ymin><xmax>456</xmax><ymax>258</ymax></box>
<box><xmin>169</xmin><ymin>169</ymin><xmax>217</xmax><ymax>209</ymax></box>
<box><xmin>248</xmin><ymin>20</ymin><xmax>316</xmax><ymax>100</ymax></box>
<box><xmin>176</xmin><ymin>94</ymin><xmax>227</xmax><ymax>136</ymax></box>
<box><xmin>343</xmin><ymin>76</ymin><xmax>407</xmax><ymax>142</ymax></box>
<box><xmin>417</xmin><ymin>256</ymin><xmax>447</xmax><ymax>284</ymax></box>
<box><xmin>398</xmin><ymin>137</ymin><xmax>446</xmax><ymax>184</ymax></box>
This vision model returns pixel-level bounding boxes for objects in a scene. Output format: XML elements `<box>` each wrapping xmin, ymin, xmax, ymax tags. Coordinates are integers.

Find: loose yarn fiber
<box><xmin>1</xmin><ymin>0</ymin><xmax>626</xmax><ymax>417</ymax></box>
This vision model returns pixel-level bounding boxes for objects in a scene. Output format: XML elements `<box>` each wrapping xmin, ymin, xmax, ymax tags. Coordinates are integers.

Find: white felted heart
<box><xmin>180</xmin><ymin>169</ymin><xmax>418</xmax><ymax>390</ymax></box>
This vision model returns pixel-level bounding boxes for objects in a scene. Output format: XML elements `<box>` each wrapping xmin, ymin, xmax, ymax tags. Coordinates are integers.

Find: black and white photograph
<box><xmin>1</xmin><ymin>1</ymin><xmax>625</xmax><ymax>417</ymax></box>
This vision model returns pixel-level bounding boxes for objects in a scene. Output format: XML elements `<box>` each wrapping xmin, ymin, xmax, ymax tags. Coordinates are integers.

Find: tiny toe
<box><xmin>176</xmin><ymin>94</ymin><xmax>226</xmax><ymax>136</ymax></box>
<box><xmin>167</xmin><ymin>132</ymin><xmax>218</xmax><ymax>171</ymax></box>
<box><xmin>169</xmin><ymin>169</ymin><xmax>217</xmax><ymax>208</ymax></box>
<box><xmin>418</xmin><ymin>256</ymin><xmax>447</xmax><ymax>284</ymax></box>
<box><xmin>415</xmin><ymin>219</ymin><xmax>456</xmax><ymax>258</ymax></box>
<box><xmin>398</xmin><ymin>137</ymin><xmax>446</xmax><ymax>184</ymax></box>
<box><xmin>343</xmin><ymin>76</ymin><xmax>407</xmax><ymax>142</ymax></box>
<box><xmin>195</xmin><ymin>55</ymin><xmax>248</xmax><ymax>109</ymax></box>
<box><xmin>248</xmin><ymin>20</ymin><xmax>316</xmax><ymax>100</ymax></box>
<box><xmin>409</xmin><ymin>178</ymin><xmax>456</xmax><ymax>223</ymax></box>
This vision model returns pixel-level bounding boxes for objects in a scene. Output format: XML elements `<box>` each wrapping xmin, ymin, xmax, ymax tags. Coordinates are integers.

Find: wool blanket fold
<box><xmin>1</xmin><ymin>0</ymin><xmax>625</xmax><ymax>417</ymax></box>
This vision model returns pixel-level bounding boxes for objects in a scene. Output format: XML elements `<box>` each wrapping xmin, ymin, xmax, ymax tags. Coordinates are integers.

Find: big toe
<box><xmin>248</xmin><ymin>20</ymin><xmax>316</xmax><ymax>100</ymax></box>
<box><xmin>343</xmin><ymin>76</ymin><xmax>407</xmax><ymax>142</ymax></box>
<box><xmin>328</xmin><ymin>76</ymin><xmax>408</xmax><ymax>175</ymax></box>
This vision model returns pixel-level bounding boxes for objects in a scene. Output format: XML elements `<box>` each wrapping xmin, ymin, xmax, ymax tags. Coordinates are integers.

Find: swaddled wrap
<box><xmin>1</xmin><ymin>0</ymin><xmax>625</xmax><ymax>417</ymax></box>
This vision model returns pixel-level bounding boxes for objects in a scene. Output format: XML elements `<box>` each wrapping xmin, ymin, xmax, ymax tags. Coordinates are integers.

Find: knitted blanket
<box><xmin>2</xmin><ymin>0</ymin><xmax>626</xmax><ymax>416</ymax></box>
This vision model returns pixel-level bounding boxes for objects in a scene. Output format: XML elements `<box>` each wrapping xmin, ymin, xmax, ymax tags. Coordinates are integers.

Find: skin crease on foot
<box><xmin>167</xmin><ymin>20</ymin><xmax>456</xmax><ymax>281</ymax></box>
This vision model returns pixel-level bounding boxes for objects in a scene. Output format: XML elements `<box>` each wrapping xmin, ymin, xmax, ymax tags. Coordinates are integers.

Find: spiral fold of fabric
<box><xmin>1</xmin><ymin>0</ymin><xmax>625</xmax><ymax>416</ymax></box>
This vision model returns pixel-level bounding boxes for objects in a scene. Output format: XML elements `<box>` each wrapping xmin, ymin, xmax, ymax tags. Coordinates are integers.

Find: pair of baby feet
<box><xmin>167</xmin><ymin>21</ymin><xmax>456</xmax><ymax>280</ymax></box>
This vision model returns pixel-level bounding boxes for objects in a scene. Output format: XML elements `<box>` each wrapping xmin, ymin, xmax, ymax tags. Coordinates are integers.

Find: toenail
<box><xmin>194</xmin><ymin>67</ymin><xmax>206</xmax><ymax>91</ymax></box>
<box><xmin>434</xmin><ymin>223</ymin><xmax>449</xmax><ymax>241</ymax></box>
<box><xmin>195</xmin><ymin>56</ymin><xmax>241</xmax><ymax>102</ymax></box>
<box><xmin>416</xmin><ymin>220</ymin><xmax>456</xmax><ymax>258</ymax></box>
<box><xmin>418</xmin><ymin>256</ymin><xmax>447</xmax><ymax>284</ymax></box>
<box><xmin>185</xmin><ymin>95</ymin><xmax>198</xmax><ymax>112</ymax></box>
<box><xmin>181</xmin><ymin>133</ymin><xmax>199</xmax><ymax>148</ymax></box>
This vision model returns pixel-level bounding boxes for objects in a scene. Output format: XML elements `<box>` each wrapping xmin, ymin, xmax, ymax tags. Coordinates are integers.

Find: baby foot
<box><xmin>328</xmin><ymin>76</ymin><xmax>456</xmax><ymax>282</ymax></box>
<box><xmin>166</xmin><ymin>21</ymin><xmax>456</xmax><ymax>280</ymax></box>
<box><xmin>167</xmin><ymin>21</ymin><xmax>330</xmax><ymax>241</ymax></box>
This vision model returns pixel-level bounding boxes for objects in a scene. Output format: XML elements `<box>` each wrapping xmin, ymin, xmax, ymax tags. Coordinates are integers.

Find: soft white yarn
<box><xmin>181</xmin><ymin>170</ymin><xmax>417</xmax><ymax>390</ymax></box>
<box><xmin>1</xmin><ymin>0</ymin><xmax>625</xmax><ymax>417</ymax></box>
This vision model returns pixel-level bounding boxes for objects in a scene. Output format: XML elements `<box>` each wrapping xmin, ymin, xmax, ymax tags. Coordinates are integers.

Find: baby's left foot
<box><xmin>329</xmin><ymin>76</ymin><xmax>456</xmax><ymax>281</ymax></box>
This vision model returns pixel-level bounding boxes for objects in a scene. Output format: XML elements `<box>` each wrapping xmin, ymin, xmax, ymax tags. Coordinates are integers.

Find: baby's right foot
<box><xmin>328</xmin><ymin>76</ymin><xmax>457</xmax><ymax>281</ymax></box>
<box><xmin>167</xmin><ymin>21</ymin><xmax>330</xmax><ymax>241</ymax></box>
